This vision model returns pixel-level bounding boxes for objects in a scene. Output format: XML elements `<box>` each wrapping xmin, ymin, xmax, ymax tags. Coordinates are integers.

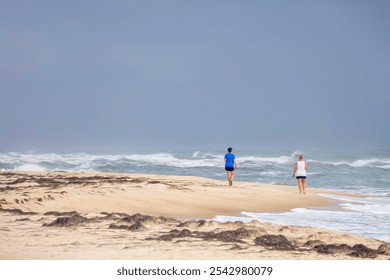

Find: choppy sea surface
<box><xmin>1</xmin><ymin>149</ymin><xmax>389</xmax><ymax>241</ymax></box>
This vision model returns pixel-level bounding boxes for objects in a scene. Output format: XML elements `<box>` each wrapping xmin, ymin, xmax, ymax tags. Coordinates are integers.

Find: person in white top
<box><xmin>293</xmin><ymin>154</ymin><xmax>309</xmax><ymax>194</ymax></box>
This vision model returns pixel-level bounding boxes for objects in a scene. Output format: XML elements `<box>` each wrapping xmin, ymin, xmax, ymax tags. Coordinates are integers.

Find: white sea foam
<box><xmin>378</xmin><ymin>165</ymin><xmax>390</xmax><ymax>169</ymax></box>
<box><xmin>5</xmin><ymin>151</ymin><xmax>389</xmax><ymax>172</ymax></box>
<box><xmin>259</xmin><ymin>171</ymin><xmax>281</xmax><ymax>176</ymax></box>
<box><xmin>191</xmin><ymin>151</ymin><xmax>219</xmax><ymax>159</ymax></box>
<box><xmin>1</xmin><ymin>152</ymin><xmax>222</xmax><ymax>171</ymax></box>
<box><xmin>319</xmin><ymin>194</ymin><xmax>373</xmax><ymax>204</ymax></box>
<box><xmin>342</xmin><ymin>202</ymin><xmax>390</xmax><ymax>215</ymax></box>
<box><xmin>308</xmin><ymin>159</ymin><xmax>347</xmax><ymax>166</ymax></box>
<box><xmin>240</xmin><ymin>156</ymin><xmax>292</xmax><ymax>164</ymax></box>
<box><xmin>309</xmin><ymin>158</ymin><xmax>390</xmax><ymax>168</ymax></box>
<box><xmin>350</xmin><ymin>158</ymin><xmax>390</xmax><ymax>167</ymax></box>
<box><xmin>14</xmin><ymin>164</ymin><xmax>47</xmax><ymax>172</ymax></box>
<box><xmin>233</xmin><ymin>151</ymin><xmax>299</xmax><ymax>165</ymax></box>
<box><xmin>124</xmin><ymin>153</ymin><xmax>221</xmax><ymax>168</ymax></box>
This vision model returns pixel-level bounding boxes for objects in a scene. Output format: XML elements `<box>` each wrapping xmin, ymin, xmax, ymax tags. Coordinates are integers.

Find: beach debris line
<box><xmin>312</xmin><ymin>243</ymin><xmax>378</xmax><ymax>258</ymax></box>
<box><xmin>1</xmin><ymin>207</ymin><xmax>389</xmax><ymax>259</ymax></box>
<box><xmin>9</xmin><ymin>206</ymin><xmax>388</xmax><ymax>259</ymax></box>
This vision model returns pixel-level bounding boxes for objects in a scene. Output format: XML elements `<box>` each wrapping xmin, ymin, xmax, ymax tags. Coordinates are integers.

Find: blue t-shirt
<box><xmin>224</xmin><ymin>153</ymin><xmax>235</xmax><ymax>168</ymax></box>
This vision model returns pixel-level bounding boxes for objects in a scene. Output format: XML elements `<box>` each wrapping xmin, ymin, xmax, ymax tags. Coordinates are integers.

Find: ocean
<box><xmin>1</xmin><ymin>149</ymin><xmax>389</xmax><ymax>242</ymax></box>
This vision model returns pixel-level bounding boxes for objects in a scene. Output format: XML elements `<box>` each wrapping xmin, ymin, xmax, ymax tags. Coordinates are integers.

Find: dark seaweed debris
<box><xmin>42</xmin><ymin>215</ymin><xmax>88</xmax><ymax>227</ymax></box>
<box><xmin>313</xmin><ymin>243</ymin><xmax>378</xmax><ymax>258</ymax></box>
<box><xmin>254</xmin><ymin>235</ymin><xmax>295</xmax><ymax>251</ymax></box>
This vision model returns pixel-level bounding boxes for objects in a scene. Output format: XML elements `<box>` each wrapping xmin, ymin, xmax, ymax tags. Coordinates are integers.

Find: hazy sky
<box><xmin>1</xmin><ymin>0</ymin><xmax>389</xmax><ymax>152</ymax></box>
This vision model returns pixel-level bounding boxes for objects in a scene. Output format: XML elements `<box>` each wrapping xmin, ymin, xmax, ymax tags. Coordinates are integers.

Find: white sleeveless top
<box><xmin>295</xmin><ymin>161</ymin><xmax>307</xmax><ymax>177</ymax></box>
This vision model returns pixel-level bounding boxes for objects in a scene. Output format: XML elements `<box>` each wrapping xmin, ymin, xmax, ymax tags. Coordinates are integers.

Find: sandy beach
<box><xmin>0</xmin><ymin>171</ymin><xmax>389</xmax><ymax>260</ymax></box>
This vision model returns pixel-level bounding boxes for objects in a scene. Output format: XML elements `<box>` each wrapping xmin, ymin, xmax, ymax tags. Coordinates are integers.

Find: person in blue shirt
<box><xmin>224</xmin><ymin>147</ymin><xmax>237</xmax><ymax>186</ymax></box>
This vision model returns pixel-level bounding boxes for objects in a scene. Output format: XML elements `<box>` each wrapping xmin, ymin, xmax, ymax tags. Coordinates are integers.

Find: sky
<box><xmin>1</xmin><ymin>0</ymin><xmax>389</xmax><ymax>152</ymax></box>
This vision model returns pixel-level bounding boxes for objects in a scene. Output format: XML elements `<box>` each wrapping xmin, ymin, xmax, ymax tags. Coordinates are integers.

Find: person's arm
<box><xmin>305</xmin><ymin>163</ymin><xmax>308</xmax><ymax>170</ymax></box>
<box><xmin>293</xmin><ymin>163</ymin><xmax>297</xmax><ymax>176</ymax></box>
<box><xmin>234</xmin><ymin>159</ymin><xmax>237</xmax><ymax>168</ymax></box>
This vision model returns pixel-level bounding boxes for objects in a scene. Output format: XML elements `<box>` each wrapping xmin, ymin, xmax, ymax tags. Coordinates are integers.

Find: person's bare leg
<box><xmin>227</xmin><ymin>172</ymin><xmax>231</xmax><ymax>185</ymax></box>
<box><xmin>302</xmin><ymin>179</ymin><xmax>306</xmax><ymax>194</ymax></box>
<box><xmin>230</xmin><ymin>171</ymin><xmax>235</xmax><ymax>186</ymax></box>
<box><xmin>297</xmin><ymin>179</ymin><xmax>303</xmax><ymax>193</ymax></box>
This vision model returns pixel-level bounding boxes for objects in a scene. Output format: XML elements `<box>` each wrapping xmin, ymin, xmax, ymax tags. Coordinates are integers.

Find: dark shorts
<box><xmin>225</xmin><ymin>167</ymin><xmax>234</xmax><ymax>172</ymax></box>
<box><xmin>296</xmin><ymin>176</ymin><xmax>306</xmax><ymax>179</ymax></box>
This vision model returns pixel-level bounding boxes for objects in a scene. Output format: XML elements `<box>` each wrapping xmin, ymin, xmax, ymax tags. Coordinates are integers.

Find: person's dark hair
<box><xmin>227</xmin><ymin>147</ymin><xmax>233</xmax><ymax>153</ymax></box>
